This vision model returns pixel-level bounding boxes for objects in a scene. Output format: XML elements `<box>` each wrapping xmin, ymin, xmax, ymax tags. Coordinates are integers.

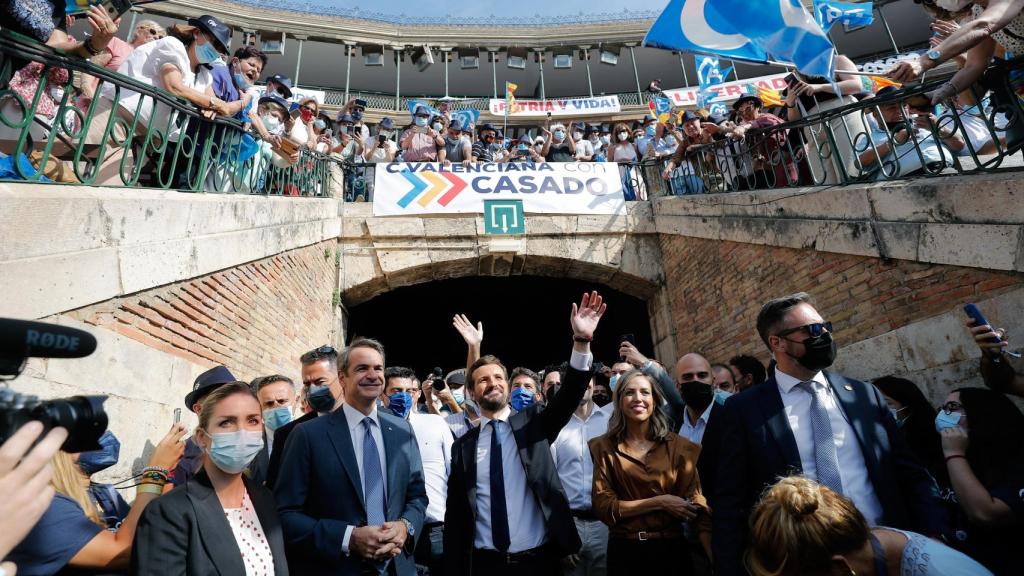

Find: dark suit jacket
<box><xmin>712</xmin><ymin>371</ymin><xmax>947</xmax><ymax>576</ymax></box>
<box><xmin>274</xmin><ymin>407</ymin><xmax>427</xmax><ymax>576</ymax></box>
<box><xmin>265</xmin><ymin>411</ymin><xmax>317</xmax><ymax>490</ymax></box>
<box><xmin>131</xmin><ymin>469</ymin><xmax>289</xmax><ymax>576</ymax></box>
<box><xmin>246</xmin><ymin>429</ymin><xmax>271</xmax><ymax>487</ymax></box>
<box><xmin>443</xmin><ymin>362</ymin><xmax>593</xmax><ymax>576</ymax></box>
<box><xmin>646</xmin><ymin>363</ymin><xmax>726</xmax><ymax>502</ymax></box>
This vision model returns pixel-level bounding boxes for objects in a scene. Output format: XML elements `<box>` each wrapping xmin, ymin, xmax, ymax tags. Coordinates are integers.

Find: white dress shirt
<box><xmin>408</xmin><ymin>412</ymin><xmax>454</xmax><ymax>523</ymax></box>
<box><xmin>341</xmin><ymin>402</ymin><xmax>388</xmax><ymax>554</ymax></box>
<box><xmin>474</xmin><ymin>349</ymin><xmax>592</xmax><ymax>552</ymax></box>
<box><xmin>550</xmin><ymin>403</ymin><xmax>610</xmax><ymax>511</ymax></box>
<box><xmin>775</xmin><ymin>368</ymin><xmax>883</xmax><ymax>525</ymax></box>
<box><xmin>678</xmin><ymin>400</ymin><xmax>714</xmax><ymax>446</ymax></box>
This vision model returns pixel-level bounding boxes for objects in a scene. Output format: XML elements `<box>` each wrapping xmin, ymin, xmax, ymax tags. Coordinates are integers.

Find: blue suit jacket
<box><xmin>274</xmin><ymin>407</ymin><xmax>427</xmax><ymax>576</ymax></box>
<box><xmin>712</xmin><ymin>371</ymin><xmax>947</xmax><ymax>576</ymax></box>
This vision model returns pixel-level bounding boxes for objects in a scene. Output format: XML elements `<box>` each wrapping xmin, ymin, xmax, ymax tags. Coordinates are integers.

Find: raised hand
<box><xmin>967</xmin><ymin>318</ymin><xmax>1008</xmax><ymax>357</ymax></box>
<box><xmin>619</xmin><ymin>340</ymin><xmax>649</xmax><ymax>368</ymax></box>
<box><xmin>570</xmin><ymin>291</ymin><xmax>607</xmax><ymax>341</ymax></box>
<box><xmin>453</xmin><ymin>314</ymin><xmax>483</xmax><ymax>347</ymax></box>
<box><xmin>0</xmin><ymin>422</ymin><xmax>67</xmax><ymax>561</ymax></box>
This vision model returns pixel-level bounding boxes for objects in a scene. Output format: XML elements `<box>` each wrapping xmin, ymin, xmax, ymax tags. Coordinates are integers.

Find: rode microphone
<box><xmin>0</xmin><ymin>318</ymin><xmax>98</xmax><ymax>376</ymax></box>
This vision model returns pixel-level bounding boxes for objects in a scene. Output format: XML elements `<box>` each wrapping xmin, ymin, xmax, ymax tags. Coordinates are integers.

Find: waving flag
<box><xmin>696</xmin><ymin>55</ymin><xmax>733</xmax><ymax>108</ymax></box>
<box><xmin>450</xmin><ymin>109</ymin><xmax>479</xmax><ymax>130</ymax></box>
<box><xmin>860</xmin><ymin>75</ymin><xmax>901</xmax><ymax>93</ymax></box>
<box><xmin>813</xmin><ymin>0</ymin><xmax>874</xmax><ymax>34</ymax></box>
<box><xmin>650</xmin><ymin>95</ymin><xmax>674</xmax><ymax>124</ymax></box>
<box><xmin>407</xmin><ymin>99</ymin><xmax>440</xmax><ymax>119</ymax></box>
<box><xmin>644</xmin><ymin>0</ymin><xmax>836</xmax><ymax>79</ymax></box>
<box><xmin>505</xmin><ymin>82</ymin><xmax>520</xmax><ymax>115</ymax></box>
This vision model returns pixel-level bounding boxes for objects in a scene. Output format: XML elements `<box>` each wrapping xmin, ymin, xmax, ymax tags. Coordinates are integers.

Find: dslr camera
<box><xmin>0</xmin><ymin>318</ymin><xmax>109</xmax><ymax>452</ymax></box>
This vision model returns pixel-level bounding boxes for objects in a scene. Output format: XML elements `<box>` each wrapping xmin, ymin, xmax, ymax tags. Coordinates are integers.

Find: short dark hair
<box><xmin>300</xmin><ymin>345</ymin><xmax>338</xmax><ymax>372</ymax></box>
<box><xmin>384</xmin><ymin>366</ymin><xmax>417</xmax><ymax>385</ymax></box>
<box><xmin>756</xmin><ymin>292</ymin><xmax>812</xmax><ymax>347</ymax></box>
<box><xmin>340</xmin><ymin>338</ymin><xmax>386</xmax><ymax>373</ymax></box>
<box><xmin>542</xmin><ymin>363</ymin><xmax>566</xmax><ymax>382</ymax></box>
<box><xmin>729</xmin><ymin>354</ymin><xmax>767</xmax><ymax>385</ymax></box>
<box><xmin>251</xmin><ymin>374</ymin><xmax>294</xmax><ymax>394</ymax></box>
<box><xmin>509</xmin><ymin>367</ymin><xmax>540</xmax><ymax>387</ymax></box>
<box><xmin>469</xmin><ymin>354</ymin><xmax>507</xmax><ymax>386</ymax></box>
<box><xmin>233</xmin><ymin>45</ymin><xmax>268</xmax><ymax>68</ymax></box>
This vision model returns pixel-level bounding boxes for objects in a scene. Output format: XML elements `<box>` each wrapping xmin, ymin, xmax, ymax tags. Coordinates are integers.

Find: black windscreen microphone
<box><xmin>0</xmin><ymin>318</ymin><xmax>98</xmax><ymax>359</ymax></box>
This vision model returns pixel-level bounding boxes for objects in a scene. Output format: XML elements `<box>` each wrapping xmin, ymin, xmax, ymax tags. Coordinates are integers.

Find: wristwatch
<box><xmin>925</xmin><ymin>49</ymin><xmax>942</xmax><ymax>65</ymax></box>
<box><xmin>400</xmin><ymin>517</ymin><xmax>414</xmax><ymax>537</ymax></box>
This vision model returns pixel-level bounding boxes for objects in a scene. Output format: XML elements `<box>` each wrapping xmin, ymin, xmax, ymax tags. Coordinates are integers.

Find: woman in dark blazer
<box><xmin>131</xmin><ymin>381</ymin><xmax>289</xmax><ymax>575</ymax></box>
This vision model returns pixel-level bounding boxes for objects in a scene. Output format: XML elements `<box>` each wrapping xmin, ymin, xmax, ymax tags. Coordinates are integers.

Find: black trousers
<box><xmin>414</xmin><ymin>521</ymin><xmax>445</xmax><ymax>575</ymax></box>
<box><xmin>607</xmin><ymin>537</ymin><xmax>692</xmax><ymax>576</ymax></box>
<box><xmin>470</xmin><ymin>545</ymin><xmax>559</xmax><ymax>576</ymax></box>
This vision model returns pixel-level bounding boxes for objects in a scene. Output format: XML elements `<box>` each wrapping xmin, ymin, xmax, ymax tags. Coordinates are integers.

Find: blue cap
<box><xmin>449</xmin><ymin>118</ymin><xmax>463</xmax><ymax>131</ymax></box>
<box><xmin>642</xmin><ymin>114</ymin><xmax>656</xmax><ymax>124</ymax></box>
<box><xmin>478</xmin><ymin>122</ymin><xmax>497</xmax><ymax>134</ymax></box>
<box><xmin>266</xmin><ymin>74</ymin><xmax>293</xmax><ymax>99</ymax></box>
<box><xmin>337</xmin><ymin>113</ymin><xmax>354</xmax><ymax>124</ymax></box>
<box><xmin>680</xmin><ymin>110</ymin><xmax>700</xmax><ymax>123</ymax></box>
<box><xmin>379</xmin><ymin>117</ymin><xmax>395</xmax><ymax>130</ymax></box>
<box><xmin>413</xmin><ymin>104</ymin><xmax>431</xmax><ymax>117</ymax></box>
<box><xmin>258</xmin><ymin>94</ymin><xmax>289</xmax><ymax>112</ymax></box>
<box><xmin>187</xmin><ymin>15</ymin><xmax>231</xmax><ymax>54</ymax></box>
<box><xmin>185</xmin><ymin>365</ymin><xmax>237</xmax><ymax>409</ymax></box>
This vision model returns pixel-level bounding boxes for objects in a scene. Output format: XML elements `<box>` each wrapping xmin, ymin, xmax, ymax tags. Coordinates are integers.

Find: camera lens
<box><xmin>30</xmin><ymin>395</ymin><xmax>108</xmax><ymax>453</ymax></box>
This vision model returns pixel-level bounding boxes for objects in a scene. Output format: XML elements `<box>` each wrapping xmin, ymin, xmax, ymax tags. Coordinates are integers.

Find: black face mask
<box><xmin>592</xmin><ymin>392</ymin><xmax>611</xmax><ymax>407</ymax></box>
<box><xmin>680</xmin><ymin>380</ymin><xmax>714</xmax><ymax>412</ymax></box>
<box><xmin>795</xmin><ymin>332</ymin><xmax>837</xmax><ymax>372</ymax></box>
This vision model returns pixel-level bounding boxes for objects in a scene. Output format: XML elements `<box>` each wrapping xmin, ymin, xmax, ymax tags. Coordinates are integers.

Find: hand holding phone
<box><xmin>965</xmin><ymin>303</ymin><xmax>1021</xmax><ymax>359</ymax></box>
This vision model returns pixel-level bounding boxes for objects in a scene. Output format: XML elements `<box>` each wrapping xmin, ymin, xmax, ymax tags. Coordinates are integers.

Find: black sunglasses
<box><xmin>777</xmin><ymin>321</ymin><xmax>833</xmax><ymax>339</ymax></box>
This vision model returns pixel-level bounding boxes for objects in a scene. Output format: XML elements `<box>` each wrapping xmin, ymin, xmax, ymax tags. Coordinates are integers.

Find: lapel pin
<box><xmin>844</xmin><ymin>385</ymin><xmax>853</xmax><ymax>391</ymax></box>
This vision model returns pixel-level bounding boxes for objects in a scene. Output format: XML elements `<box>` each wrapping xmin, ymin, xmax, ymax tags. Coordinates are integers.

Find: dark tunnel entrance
<box><xmin>346</xmin><ymin>276</ymin><xmax>654</xmax><ymax>380</ymax></box>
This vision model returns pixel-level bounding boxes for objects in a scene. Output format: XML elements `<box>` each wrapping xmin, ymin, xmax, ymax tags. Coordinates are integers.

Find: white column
<box><xmin>293</xmin><ymin>35</ymin><xmax>307</xmax><ymax>85</ymax></box>
<box><xmin>581</xmin><ymin>45</ymin><xmax>593</xmax><ymax>97</ymax></box>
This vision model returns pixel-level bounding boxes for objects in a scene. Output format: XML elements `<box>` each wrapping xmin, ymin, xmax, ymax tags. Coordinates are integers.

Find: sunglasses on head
<box><xmin>776</xmin><ymin>321</ymin><xmax>833</xmax><ymax>339</ymax></box>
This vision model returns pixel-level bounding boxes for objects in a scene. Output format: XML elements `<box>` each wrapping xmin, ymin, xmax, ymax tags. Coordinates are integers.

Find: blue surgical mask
<box><xmin>415</xmin><ymin>116</ymin><xmax>429</xmax><ymax>127</ymax></box>
<box><xmin>646</xmin><ymin>125</ymin><xmax>656</xmax><ymax>137</ymax></box>
<box><xmin>601</xmin><ymin>135</ymin><xmax>610</xmax><ymax>145</ymax></box>
<box><xmin>553</xmin><ymin>130</ymin><xmax>565</xmax><ymax>141</ymax></box>
<box><xmin>510</xmin><ymin>387</ymin><xmax>535</xmax><ymax>412</ymax></box>
<box><xmin>451</xmin><ymin>387</ymin><xmax>465</xmax><ymax>405</ymax></box>
<box><xmin>714</xmin><ymin>388</ymin><xmax>733</xmax><ymax>405</ymax></box>
<box><xmin>935</xmin><ymin>410</ymin><xmax>962</xmax><ymax>433</ymax></box>
<box><xmin>78</xmin><ymin>430</ymin><xmax>120</xmax><ymax>475</ymax></box>
<box><xmin>339</xmin><ymin>125</ymin><xmax>349</xmax><ymax>134</ymax></box>
<box><xmin>314</xmin><ymin>119</ymin><xmax>327</xmax><ymax>131</ymax></box>
<box><xmin>308</xmin><ymin>384</ymin><xmax>336</xmax><ymax>414</ymax></box>
<box><xmin>609</xmin><ymin>374</ymin><xmax>619</xmax><ymax>390</ymax></box>
<box><xmin>195</xmin><ymin>38</ymin><xmax>221</xmax><ymax>65</ymax></box>
<box><xmin>518</xmin><ymin>144</ymin><xmax>528</xmax><ymax>152</ymax></box>
<box><xmin>232</xmin><ymin>71</ymin><xmax>252</xmax><ymax>91</ymax></box>
<box><xmin>388</xmin><ymin>392</ymin><xmax>413</xmax><ymax>419</ymax></box>
<box><xmin>205</xmin><ymin>429</ymin><xmax>264</xmax><ymax>474</ymax></box>
<box><xmin>263</xmin><ymin>406</ymin><xmax>293</xmax><ymax>431</ymax></box>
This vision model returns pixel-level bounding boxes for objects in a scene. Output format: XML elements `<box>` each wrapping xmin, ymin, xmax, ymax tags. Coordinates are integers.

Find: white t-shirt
<box><xmin>408</xmin><ymin>412</ymin><xmax>455</xmax><ymax>523</ymax></box>
<box><xmin>363</xmin><ymin>136</ymin><xmax>398</xmax><ymax>162</ymax></box>
<box><xmin>105</xmin><ymin>37</ymin><xmax>212</xmax><ymax>141</ymax></box>
<box><xmin>574</xmin><ymin>138</ymin><xmax>595</xmax><ymax>160</ymax></box>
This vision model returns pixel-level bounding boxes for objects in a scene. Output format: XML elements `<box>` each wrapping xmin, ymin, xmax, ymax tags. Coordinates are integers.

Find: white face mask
<box><xmin>573</xmin><ymin>131</ymin><xmax>583</xmax><ymax>141</ymax></box>
<box><xmin>261</xmin><ymin>115</ymin><xmax>283</xmax><ymax>135</ymax></box>
<box><xmin>618</xmin><ymin>132</ymin><xmax>629</xmax><ymax>142</ymax></box>
<box><xmin>935</xmin><ymin>0</ymin><xmax>973</xmax><ymax>11</ymax></box>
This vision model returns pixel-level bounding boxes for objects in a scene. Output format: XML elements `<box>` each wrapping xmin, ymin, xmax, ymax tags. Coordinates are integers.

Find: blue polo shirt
<box><xmin>6</xmin><ymin>494</ymin><xmax>103</xmax><ymax>576</ymax></box>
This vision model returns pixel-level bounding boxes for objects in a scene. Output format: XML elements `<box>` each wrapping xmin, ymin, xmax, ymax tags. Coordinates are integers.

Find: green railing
<box><xmin>0</xmin><ymin>30</ymin><xmax>337</xmax><ymax>196</ymax></box>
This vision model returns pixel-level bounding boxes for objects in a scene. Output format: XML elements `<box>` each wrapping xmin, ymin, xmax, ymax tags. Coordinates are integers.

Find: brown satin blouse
<box><xmin>588</xmin><ymin>432</ymin><xmax>711</xmax><ymax>539</ymax></box>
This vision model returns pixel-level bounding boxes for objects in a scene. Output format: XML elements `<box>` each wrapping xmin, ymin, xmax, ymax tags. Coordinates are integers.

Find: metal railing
<box><xmin>0</xmin><ymin>30</ymin><xmax>335</xmax><ymax>196</ymax></box>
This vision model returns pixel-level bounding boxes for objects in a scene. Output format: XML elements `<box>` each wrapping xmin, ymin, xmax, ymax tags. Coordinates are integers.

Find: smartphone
<box><xmin>378</xmin><ymin>134</ymin><xmax>387</xmax><ymax>146</ymax></box>
<box><xmin>620</xmin><ymin>333</ymin><xmax>636</xmax><ymax>346</ymax></box>
<box><xmin>66</xmin><ymin>0</ymin><xmax>132</xmax><ymax>19</ymax></box>
<box><xmin>323</xmin><ymin>128</ymin><xmax>333</xmax><ymax>138</ymax></box>
<box><xmin>173</xmin><ymin>408</ymin><xmax>181</xmax><ymax>425</ymax></box>
<box><xmin>965</xmin><ymin>303</ymin><xmax>1021</xmax><ymax>358</ymax></box>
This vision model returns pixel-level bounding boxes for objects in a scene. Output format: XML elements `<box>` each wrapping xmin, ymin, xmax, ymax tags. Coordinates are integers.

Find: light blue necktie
<box><xmin>361</xmin><ymin>417</ymin><xmax>387</xmax><ymax>573</ymax></box>
<box><xmin>799</xmin><ymin>381</ymin><xmax>843</xmax><ymax>494</ymax></box>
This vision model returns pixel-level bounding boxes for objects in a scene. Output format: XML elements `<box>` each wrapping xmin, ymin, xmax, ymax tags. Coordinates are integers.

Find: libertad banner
<box><xmin>662</xmin><ymin>72</ymin><xmax>790</xmax><ymax>107</ymax></box>
<box><xmin>372</xmin><ymin>162</ymin><xmax>625</xmax><ymax>216</ymax></box>
<box><xmin>488</xmin><ymin>95</ymin><xmax>621</xmax><ymax>117</ymax></box>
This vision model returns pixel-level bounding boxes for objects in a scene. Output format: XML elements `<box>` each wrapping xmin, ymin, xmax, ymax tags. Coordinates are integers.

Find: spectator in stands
<box><xmin>859</xmin><ymin>86</ymin><xmax>964</xmax><ymax>180</ymax></box>
<box><xmin>134</xmin><ymin>382</ymin><xmax>288</xmax><ymax>574</ymax></box>
<box><xmin>747</xmin><ymin>476</ymin><xmax>992</xmax><ymax>576</ymax></box>
<box><xmin>511</xmin><ymin>137</ymin><xmax>544</xmax><ymax>164</ymax></box>
<box><xmin>264</xmin><ymin>74</ymin><xmax>293</xmax><ymax>102</ymax></box>
<box><xmin>608</xmin><ymin>122</ymin><xmax>640</xmax><ymax>163</ymax></box>
<box><xmin>635</xmin><ymin>114</ymin><xmax>658</xmax><ymax>157</ymax></box>
<box><xmin>713</xmin><ymin>292</ymin><xmax>947</xmax><ymax>576</ymax></box>
<box><xmin>287</xmin><ymin>97</ymin><xmax>321</xmax><ymax>154</ymax></box>
<box><xmin>0</xmin><ymin>3</ymin><xmax>118</xmax><ymax>59</ymax></box>
<box><xmin>7</xmin><ymin>423</ymin><xmax>185</xmax><ymax>574</ymax></box>
<box><xmin>78</xmin><ymin>20</ymin><xmax>167</xmax><ymax>104</ymax></box>
<box><xmin>510</xmin><ymin>366</ymin><xmax>544</xmax><ymax>409</ymax></box>
<box><xmin>936</xmin><ymin>387</ymin><xmax>1024</xmax><ymax>575</ymax></box>
<box><xmin>174</xmin><ymin>365</ymin><xmax>238</xmax><ymax>486</ymax></box>
<box><xmin>662</xmin><ymin>111</ymin><xmax>717</xmax><ymax>194</ymax></box>
<box><xmin>872</xmin><ymin>376</ymin><xmax>944</xmax><ymax>480</ymax></box>
<box><xmin>590</xmin><ymin>369</ymin><xmax>712</xmax><ymax>576</ymax></box>
<box><xmin>587</xmin><ymin>124</ymin><xmax>605</xmax><ymax>161</ymax></box>
<box><xmin>364</xmin><ymin>117</ymin><xmax>399</xmax><ymax>163</ymax></box>
<box><xmin>401</xmin><ymin>104</ymin><xmax>445</xmax><ymax>162</ymax></box>
<box><xmin>573</xmin><ymin>121</ymin><xmax>595</xmax><ymax>161</ymax></box>
<box><xmin>782</xmin><ymin>55</ymin><xmax>870</xmax><ymax>185</ymax></box>
<box><xmin>543</xmin><ymin>122</ymin><xmax>577</xmax><ymax>162</ymax></box>
<box><xmin>711</xmin><ymin>363</ymin><xmax>736</xmax><ymax>395</ymax></box>
<box><xmin>334</xmin><ymin>113</ymin><xmax>364</xmax><ymax>161</ymax></box>
<box><xmin>265</xmin><ymin>345</ymin><xmax>343</xmax><ymax>490</ymax></box>
<box><xmin>967</xmin><ymin>316</ymin><xmax>1024</xmax><ymax>396</ymax></box>
<box><xmin>472</xmin><ymin>123</ymin><xmax>502</xmax><ymax>162</ymax></box>
<box><xmin>381</xmin><ymin>367</ymin><xmax>455</xmax><ymax>576</ymax></box>
<box><xmin>728</xmin><ymin>354</ymin><xmax>766</xmax><ymax>392</ymax></box>
<box><xmin>442</xmin><ymin>118</ymin><xmax>472</xmax><ymax>166</ymax></box>
<box><xmin>85</xmin><ymin>16</ymin><xmax>235</xmax><ymax>184</ymax></box>
<box><xmin>351</xmin><ymin>108</ymin><xmax>370</xmax><ymax>141</ymax></box>
<box><xmin>718</xmin><ymin>95</ymin><xmax>798</xmax><ymax>189</ymax></box>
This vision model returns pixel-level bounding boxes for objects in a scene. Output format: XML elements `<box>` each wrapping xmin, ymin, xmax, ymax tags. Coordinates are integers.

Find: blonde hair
<box><xmin>132</xmin><ymin>19</ymin><xmax>166</xmax><ymax>41</ymax></box>
<box><xmin>198</xmin><ymin>381</ymin><xmax>259</xmax><ymax>431</ymax></box>
<box><xmin>747</xmin><ymin>476</ymin><xmax>869</xmax><ymax>576</ymax></box>
<box><xmin>604</xmin><ymin>370</ymin><xmax>671</xmax><ymax>443</ymax></box>
<box><xmin>53</xmin><ymin>451</ymin><xmax>104</xmax><ymax>527</ymax></box>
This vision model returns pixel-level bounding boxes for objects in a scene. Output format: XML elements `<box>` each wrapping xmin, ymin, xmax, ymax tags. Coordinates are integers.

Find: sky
<box><xmin>267</xmin><ymin>0</ymin><xmax>670</xmax><ymax>21</ymax></box>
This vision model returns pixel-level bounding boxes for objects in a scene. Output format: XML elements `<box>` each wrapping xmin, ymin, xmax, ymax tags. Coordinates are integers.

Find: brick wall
<box><xmin>658</xmin><ymin>236</ymin><xmax>1024</xmax><ymax>365</ymax></box>
<box><xmin>68</xmin><ymin>241</ymin><xmax>339</xmax><ymax>382</ymax></box>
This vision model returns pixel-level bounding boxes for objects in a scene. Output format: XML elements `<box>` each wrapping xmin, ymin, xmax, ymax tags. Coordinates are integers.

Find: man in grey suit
<box><xmin>275</xmin><ymin>337</ymin><xmax>428</xmax><ymax>575</ymax></box>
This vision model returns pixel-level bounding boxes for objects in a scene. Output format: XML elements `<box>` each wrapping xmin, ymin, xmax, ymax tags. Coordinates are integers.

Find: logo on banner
<box><xmin>396</xmin><ymin>171</ymin><xmax>467</xmax><ymax>208</ymax></box>
<box><xmin>450</xmin><ymin>109</ymin><xmax>479</xmax><ymax>129</ymax></box>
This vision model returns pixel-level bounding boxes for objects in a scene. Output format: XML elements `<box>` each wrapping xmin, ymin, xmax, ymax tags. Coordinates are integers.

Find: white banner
<box><xmin>662</xmin><ymin>72</ymin><xmax>790</xmax><ymax>107</ymax></box>
<box><xmin>253</xmin><ymin>85</ymin><xmax>326</xmax><ymax>104</ymax></box>
<box><xmin>372</xmin><ymin>162</ymin><xmax>625</xmax><ymax>216</ymax></box>
<box><xmin>488</xmin><ymin>95</ymin><xmax>621</xmax><ymax>117</ymax></box>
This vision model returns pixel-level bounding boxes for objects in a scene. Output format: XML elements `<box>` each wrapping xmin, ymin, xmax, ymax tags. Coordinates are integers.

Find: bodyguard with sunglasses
<box><xmin>712</xmin><ymin>292</ymin><xmax>947</xmax><ymax>576</ymax></box>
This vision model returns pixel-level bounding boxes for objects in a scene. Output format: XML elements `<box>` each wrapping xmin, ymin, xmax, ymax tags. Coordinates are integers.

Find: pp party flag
<box><xmin>450</xmin><ymin>109</ymin><xmax>479</xmax><ymax>130</ymax></box>
<box><xmin>813</xmin><ymin>0</ymin><xmax>874</xmax><ymax>34</ymax></box>
<box><xmin>407</xmin><ymin>99</ymin><xmax>440</xmax><ymax>119</ymax></box>
<box><xmin>860</xmin><ymin>75</ymin><xmax>902</xmax><ymax>93</ymax></box>
<box><xmin>650</xmin><ymin>95</ymin><xmax>673</xmax><ymax>124</ymax></box>
<box><xmin>645</xmin><ymin>0</ymin><xmax>836</xmax><ymax>80</ymax></box>
<box><xmin>696</xmin><ymin>55</ymin><xmax>733</xmax><ymax>107</ymax></box>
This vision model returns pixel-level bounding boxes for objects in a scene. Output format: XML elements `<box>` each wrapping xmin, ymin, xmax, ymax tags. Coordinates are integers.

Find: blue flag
<box><xmin>813</xmin><ymin>0</ymin><xmax>874</xmax><ymax>34</ymax></box>
<box><xmin>696</xmin><ymin>55</ymin><xmax>733</xmax><ymax>108</ymax></box>
<box><xmin>407</xmin><ymin>99</ymin><xmax>440</xmax><ymax>119</ymax></box>
<box><xmin>450</xmin><ymin>109</ymin><xmax>479</xmax><ymax>130</ymax></box>
<box><xmin>645</xmin><ymin>0</ymin><xmax>835</xmax><ymax>79</ymax></box>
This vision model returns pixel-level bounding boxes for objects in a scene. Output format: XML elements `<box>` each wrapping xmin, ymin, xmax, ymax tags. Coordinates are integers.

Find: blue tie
<box><xmin>799</xmin><ymin>381</ymin><xmax>843</xmax><ymax>494</ymax></box>
<box><xmin>489</xmin><ymin>420</ymin><xmax>511</xmax><ymax>552</ymax></box>
<box><xmin>362</xmin><ymin>417</ymin><xmax>387</xmax><ymax>526</ymax></box>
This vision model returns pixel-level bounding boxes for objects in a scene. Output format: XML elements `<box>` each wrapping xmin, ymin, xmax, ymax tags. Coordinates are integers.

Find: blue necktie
<box><xmin>362</xmin><ymin>418</ymin><xmax>387</xmax><ymax>573</ymax></box>
<box><xmin>799</xmin><ymin>381</ymin><xmax>843</xmax><ymax>494</ymax></box>
<box><xmin>489</xmin><ymin>420</ymin><xmax>511</xmax><ymax>552</ymax></box>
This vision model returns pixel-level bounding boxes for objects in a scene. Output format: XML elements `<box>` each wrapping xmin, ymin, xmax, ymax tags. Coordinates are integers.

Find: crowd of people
<box><xmin>2</xmin><ymin>290</ymin><xmax>1022</xmax><ymax>576</ymax></box>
